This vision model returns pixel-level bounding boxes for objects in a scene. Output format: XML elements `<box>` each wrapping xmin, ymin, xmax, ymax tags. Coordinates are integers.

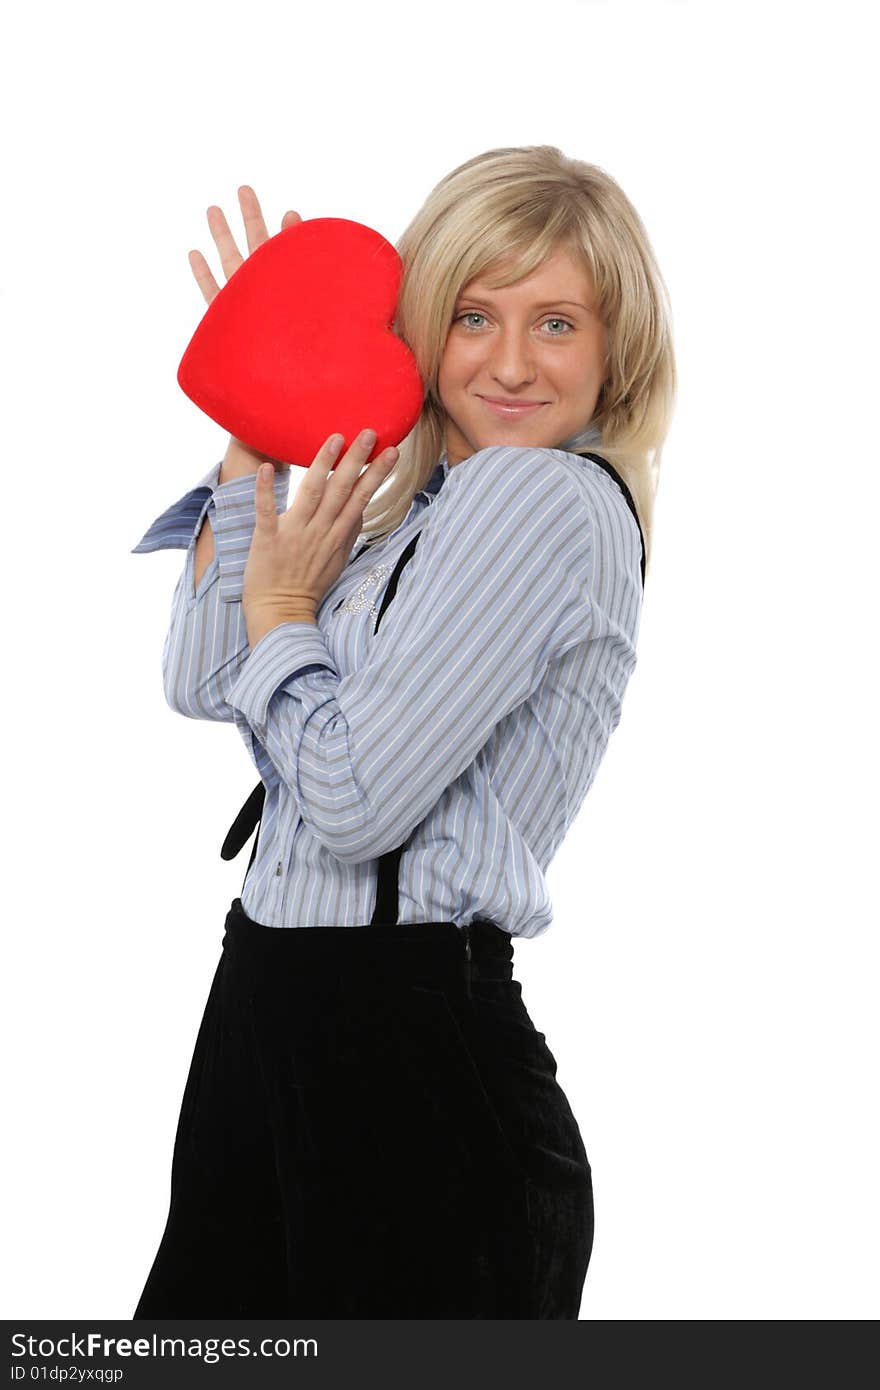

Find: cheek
<box><xmin>564</xmin><ymin>347</ymin><xmax>604</xmax><ymax>391</ymax></box>
<box><xmin>440</xmin><ymin>334</ymin><xmax>483</xmax><ymax>380</ymax></box>
<box><xmin>438</xmin><ymin>356</ymin><xmax>466</xmax><ymax>396</ymax></box>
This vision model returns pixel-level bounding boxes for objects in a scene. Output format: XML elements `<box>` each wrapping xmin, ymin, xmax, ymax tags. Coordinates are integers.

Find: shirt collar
<box><xmin>418</xmin><ymin>456</ymin><xmax>449</xmax><ymax>499</ymax></box>
<box><xmin>556</xmin><ymin>419</ymin><xmax>604</xmax><ymax>453</ymax></box>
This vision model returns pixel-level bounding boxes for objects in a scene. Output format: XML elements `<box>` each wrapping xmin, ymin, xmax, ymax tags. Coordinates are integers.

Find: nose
<box><xmin>485</xmin><ymin>327</ymin><xmax>540</xmax><ymax>392</ymax></box>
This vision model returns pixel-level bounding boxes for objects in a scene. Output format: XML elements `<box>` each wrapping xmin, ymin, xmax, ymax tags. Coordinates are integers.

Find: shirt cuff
<box><xmin>227</xmin><ymin>622</ymin><xmax>338</xmax><ymax>731</ymax></box>
<box><xmin>130</xmin><ymin>460</ymin><xmax>221</xmax><ymax>553</ymax></box>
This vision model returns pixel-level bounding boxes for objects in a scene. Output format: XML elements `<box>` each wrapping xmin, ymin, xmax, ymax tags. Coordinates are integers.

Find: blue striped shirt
<box><xmin>131</xmin><ymin>435</ymin><xmax>643</xmax><ymax>937</ymax></box>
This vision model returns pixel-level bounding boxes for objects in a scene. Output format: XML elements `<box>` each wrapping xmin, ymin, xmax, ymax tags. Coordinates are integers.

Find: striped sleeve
<box><xmin>132</xmin><ymin>463</ymin><xmax>292</xmax><ymax>722</ymax></box>
<box><xmin>226</xmin><ymin>446</ymin><xmax>598</xmax><ymax>862</ymax></box>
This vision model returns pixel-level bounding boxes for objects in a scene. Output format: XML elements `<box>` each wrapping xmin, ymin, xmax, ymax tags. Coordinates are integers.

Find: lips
<box><xmin>479</xmin><ymin>396</ymin><xmax>547</xmax><ymax>419</ymax></box>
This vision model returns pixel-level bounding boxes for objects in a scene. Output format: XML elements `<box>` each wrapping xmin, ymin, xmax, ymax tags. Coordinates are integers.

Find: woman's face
<box><xmin>438</xmin><ymin>246</ymin><xmax>608</xmax><ymax>468</ymax></box>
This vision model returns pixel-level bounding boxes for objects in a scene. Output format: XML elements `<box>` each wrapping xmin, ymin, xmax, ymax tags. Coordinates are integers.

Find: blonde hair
<box><xmin>359</xmin><ymin>144</ymin><xmax>677</xmax><ymax>578</ymax></box>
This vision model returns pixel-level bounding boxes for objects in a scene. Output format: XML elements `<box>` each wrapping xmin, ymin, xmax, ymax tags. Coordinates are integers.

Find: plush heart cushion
<box><xmin>177</xmin><ymin>217</ymin><xmax>426</xmax><ymax>468</ymax></box>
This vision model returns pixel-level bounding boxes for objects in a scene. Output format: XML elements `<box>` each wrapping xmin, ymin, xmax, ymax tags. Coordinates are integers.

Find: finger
<box><xmin>324</xmin><ymin>436</ymin><xmax>398</xmax><ymax>528</ymax></box>
<box><xmin>297</xmin><ymin>432</ymin><xmax>394</xmax><ymax>520</ymax></box>
<box><xmin>300</xmin><ymin>433</ymin><xmax>346</xmax><ymax>492</ymax></box>
<box><xmin>237</xmin><ymin>184</ymin><xmax>271</xmax><ymax>255</ymax></box>
<box><xmin>292</xmin><ymin>431</ymin><xmax>358</xmax><ymax>525</ymax></box>
<box><xmin>281</xmin><ymin>209</ymin><xmax>302</xmax><ymax>230</ymax></box>
<box><xmin>334</xmin><ymin>433</ymin><xmax>398</xmax><ymax>489</ymax></box>
<box><xmin>188</xmin><ymin>248</ymin><xmax>221</xmax><ymax>305</ymax></box>
<box><xmin>253</xmin><ymin>462</ymin><xmax>280</xmax><ymax>530</ymax></box>
<box><xmin>334</xmin><ymin>449</ymin><xmax>398</xmax><ymax>534</ymax></box>
<box><xmin>206</xmin><ymin>204</ymin><xmax>245</xmax><ymax>282</ymax></box>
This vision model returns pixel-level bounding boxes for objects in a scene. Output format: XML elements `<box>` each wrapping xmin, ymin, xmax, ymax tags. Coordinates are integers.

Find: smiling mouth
<box><xmin>478</xmin><ymin>397</ymin><xmax>548</xmax><ymax>417</ymax></box>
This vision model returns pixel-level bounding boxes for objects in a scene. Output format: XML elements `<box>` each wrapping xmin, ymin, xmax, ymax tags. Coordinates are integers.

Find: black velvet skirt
<box><xmin>133</xmin><ymin>897</ymin><xmax>594</xmax><ymax>1319</ymax></box>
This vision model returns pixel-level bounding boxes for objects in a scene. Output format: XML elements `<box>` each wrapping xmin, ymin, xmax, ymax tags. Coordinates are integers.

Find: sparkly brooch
<box><xmin>338</xmin><ymin>561</ymin><xmax>393</xmax><ymax>617</ymax></box>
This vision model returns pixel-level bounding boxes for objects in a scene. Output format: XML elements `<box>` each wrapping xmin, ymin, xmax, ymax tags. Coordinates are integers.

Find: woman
<box><xmin>131</xmin><ymin>145</ymin><xmax>676</xmax><ymax>1319</ymax></box>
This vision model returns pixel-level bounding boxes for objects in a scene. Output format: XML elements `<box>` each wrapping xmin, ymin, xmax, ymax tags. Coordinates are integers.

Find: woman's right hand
<box><xmin>188</xmin><ymin>185</ymin><xmax>300</xmax><ymax>474</ymax></box>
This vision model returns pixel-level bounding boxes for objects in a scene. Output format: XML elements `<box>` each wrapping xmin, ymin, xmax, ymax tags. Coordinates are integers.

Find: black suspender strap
<box><xmin>366</xmin><ymin>533</ymin><xmax>425</xmax><ymax>922</ymax></box>
<box><xmin>581</xmin><ymin>451</ymin><xmax>646</xmax><ymax>588</ymax></box>
<box><xmin>369</xmin><ymin>838</ymin><xmax>409</xmax><ymax>926</ymax></box>
<box><xmin>219</xmin><ymin>778</ymin><xmax>265</xmax><ymax>883</ymax></box>
<box><xmin>372</xmin><ymin>532</ymin><xmax>422</xmax><ymax>635</ymax></box>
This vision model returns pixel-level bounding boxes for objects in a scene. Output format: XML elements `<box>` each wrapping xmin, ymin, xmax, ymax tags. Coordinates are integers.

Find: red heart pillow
<box><xmin>177</xmin><ymin>217</ymin><xmax>426</xmax><ymax>468</ymax></box>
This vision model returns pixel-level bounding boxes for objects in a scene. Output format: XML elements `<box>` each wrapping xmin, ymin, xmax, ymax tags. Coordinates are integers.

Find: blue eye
<box><xmin>454</xmin><ymin>311</ymin><xmax>574</xmax><ymax>335</ymax></box>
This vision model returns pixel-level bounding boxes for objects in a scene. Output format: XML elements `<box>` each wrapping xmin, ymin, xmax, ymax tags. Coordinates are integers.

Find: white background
<box><xmin>2</xmin><ymin>0</ymin><xmax>876</xmax><ymax>1322</ymax></box>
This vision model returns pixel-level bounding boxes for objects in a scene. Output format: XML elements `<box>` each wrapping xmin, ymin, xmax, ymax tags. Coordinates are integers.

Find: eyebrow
<box><xmin>455</xmin><ymin>296</ymin><xmax>591</xmax><ymax>312</ymax></box>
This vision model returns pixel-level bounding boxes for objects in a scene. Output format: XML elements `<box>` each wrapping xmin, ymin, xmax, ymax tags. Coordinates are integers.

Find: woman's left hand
<box><xmin>242</xmin><ymin>428</ymin><xmax>398</xmax><ymax>646</ymax></box>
